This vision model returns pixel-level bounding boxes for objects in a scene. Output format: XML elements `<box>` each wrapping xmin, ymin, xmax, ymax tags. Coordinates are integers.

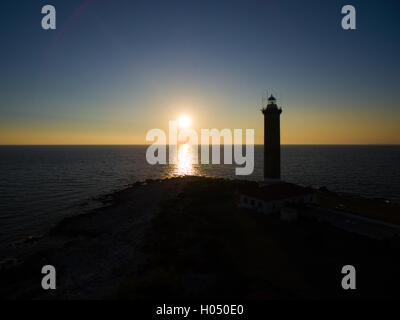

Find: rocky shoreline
<box><xmin>1</xmin><ymin>176</ymin><xmax>400</xmax><ymax>299</ymax></box>
<box><xmin>0</xmin><ymin>177</ymin><xmax>187</xmax><ymax>299</ymax></box>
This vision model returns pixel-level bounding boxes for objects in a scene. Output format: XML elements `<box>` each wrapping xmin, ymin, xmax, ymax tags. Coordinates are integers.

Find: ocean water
<box><xmin>0</xmin><ymin>145</ymin><xmax>399</xmax><ymax>252</ymax></box>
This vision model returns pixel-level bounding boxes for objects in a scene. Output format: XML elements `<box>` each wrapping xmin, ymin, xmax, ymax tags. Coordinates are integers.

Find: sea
<box><xmin>0</xmin><ymin>145</ymin><xmax>399</xmax><ymax>254</ymax></box>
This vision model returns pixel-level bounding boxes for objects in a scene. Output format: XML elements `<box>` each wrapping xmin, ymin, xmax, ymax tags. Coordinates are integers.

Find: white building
<box><xmin>240</xmin><ymin>182</ymin><xmax>317</xmax><ymax>217</ymax></box>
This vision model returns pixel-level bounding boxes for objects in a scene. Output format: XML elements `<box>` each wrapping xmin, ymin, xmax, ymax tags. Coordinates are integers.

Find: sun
<box><xmin>178</xmin><ymin>115</ymin><xmax>192</xmax><ymax>128</ymax></box>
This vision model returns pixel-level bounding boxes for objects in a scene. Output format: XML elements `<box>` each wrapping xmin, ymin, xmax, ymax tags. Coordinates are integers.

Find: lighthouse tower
<box><xmin>262</xmin><ymin>95</ymin><xmax>282</xmax><ymax>182</ymax></box>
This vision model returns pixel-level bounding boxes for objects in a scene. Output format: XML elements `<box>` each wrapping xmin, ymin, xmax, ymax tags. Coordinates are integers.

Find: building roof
<box><xmin>241</xmin><ymin>182</ymin><xmax>315</xmax><ymax>202</ymax></box>
<box><xmin>268</xmin><ymin>95</ymin><xmax>276</xmax><ymax>101</ymax></box>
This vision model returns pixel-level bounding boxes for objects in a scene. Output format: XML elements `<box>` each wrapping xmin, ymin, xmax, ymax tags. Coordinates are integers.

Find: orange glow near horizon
<box><xmin>0</xmin><ymin>102</ymin><xmax>399</xmax><ymax>145</ymax></box>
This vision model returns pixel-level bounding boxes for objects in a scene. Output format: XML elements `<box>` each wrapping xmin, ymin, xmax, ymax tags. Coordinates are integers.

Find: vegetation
<box><xmin>116</xmin><ymin>177</ymin><xmax>400</xmax><ymax>299</ymax></box>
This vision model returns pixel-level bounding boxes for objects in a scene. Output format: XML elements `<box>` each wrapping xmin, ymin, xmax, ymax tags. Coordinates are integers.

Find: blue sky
<box><xmin>1</xmin><ymin>0</ymin><xmax>399</xmax><ymax>144</ymax></box>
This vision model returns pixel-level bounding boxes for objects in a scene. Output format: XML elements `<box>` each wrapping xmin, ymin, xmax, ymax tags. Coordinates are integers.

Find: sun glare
<box><xmin>178</xmin><ymin>115</ymin><xmax>192</xmax><ymax>128</ymax></box>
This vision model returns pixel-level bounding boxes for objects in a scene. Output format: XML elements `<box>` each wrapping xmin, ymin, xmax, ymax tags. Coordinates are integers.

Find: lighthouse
<box><xmin>262</xmin><ymin>95</ymin><xmax>282</xmax><ymax>182</ymax></box>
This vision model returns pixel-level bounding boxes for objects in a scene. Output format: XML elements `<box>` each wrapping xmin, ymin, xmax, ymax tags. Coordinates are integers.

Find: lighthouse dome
<box><xmin>267</xmin><ymin>95</ymin><xmax>277</xmax><ymax>106</ymax></box>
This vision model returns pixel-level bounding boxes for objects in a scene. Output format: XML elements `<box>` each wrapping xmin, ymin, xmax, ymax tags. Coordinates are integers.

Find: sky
<box><xmin>0</xmin><ymin>0</ymin><xmax>399</xmax><ymax>145</ymax></box>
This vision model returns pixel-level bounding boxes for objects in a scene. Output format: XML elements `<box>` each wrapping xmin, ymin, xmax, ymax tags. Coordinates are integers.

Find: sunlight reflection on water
<box><xmin>0</xmin><ymin>143</ymin><xmax>400</xmax><ymax>251</ymax></box>
<box><xmin>172</xmin><ymin>144</ymin><xmax>200</xmax><ymax>176</ymax></box>
<box><xmin>1</xmin><ymin>145</ymin><xmax>399</xmax><ymax>252</ymax></box>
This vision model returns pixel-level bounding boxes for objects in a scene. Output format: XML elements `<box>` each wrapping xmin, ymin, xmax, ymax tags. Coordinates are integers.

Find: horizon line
<box><xmin>0</xmin><ymin>144</ymin><xmax>399</xmax><ymax>146</ymax></box>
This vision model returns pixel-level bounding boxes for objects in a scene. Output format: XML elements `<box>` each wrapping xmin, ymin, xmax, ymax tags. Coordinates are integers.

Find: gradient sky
<box><xmin>1</xmin><ymin>0</ymin><xmax>399</xmax><ymax>144</ymax></box>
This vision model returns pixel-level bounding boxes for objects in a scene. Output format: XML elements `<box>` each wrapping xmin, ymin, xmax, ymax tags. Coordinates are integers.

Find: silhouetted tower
<box><xmin>262</xmin><ymin>95</ymin><xmax>282</xmax><ymax>182</ymax></box>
